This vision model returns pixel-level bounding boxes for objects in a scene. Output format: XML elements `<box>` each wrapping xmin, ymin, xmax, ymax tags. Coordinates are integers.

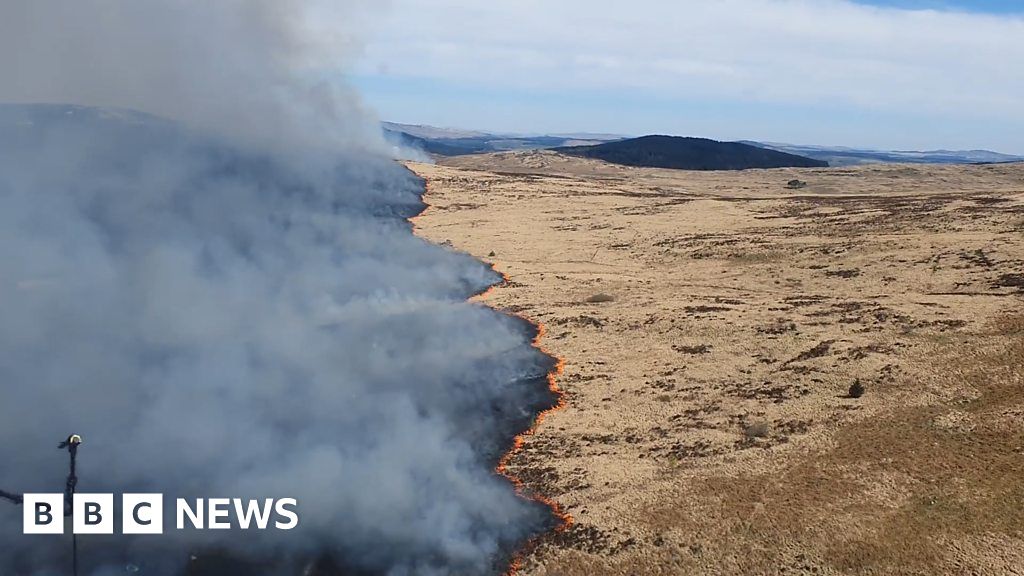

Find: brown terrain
<box><xmin>407</xmin><ymin>150</ymin><xmax>1024</xmax><ymax>576</ymax></box>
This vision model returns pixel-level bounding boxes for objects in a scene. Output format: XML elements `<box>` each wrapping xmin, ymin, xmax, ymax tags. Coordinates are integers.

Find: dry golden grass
<box><xmin>409</xmin><ymin>152</ymin><xmax>1024</xmax><ymax>575</ymax></box>
<box><xmin>635</xmin><ymin>326</ymin><xmax>1024</xmax><ymax>576</ymax></box>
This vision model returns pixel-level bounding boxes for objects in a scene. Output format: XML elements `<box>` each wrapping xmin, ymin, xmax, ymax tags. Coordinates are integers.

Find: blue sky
<box><xmin>353</xmin><ymin>75</ymin><xmax>1022</xmax><ymax>153</ymax></box>
<box><xmin>854</xmin><ymin>0</ymin><xmax>1023</xmax><ymax>13</ymax></box>
<box><xmin>349</xmin><ymin>0</ymin><xmax>1024</xmax><ymax>153</ymax></box>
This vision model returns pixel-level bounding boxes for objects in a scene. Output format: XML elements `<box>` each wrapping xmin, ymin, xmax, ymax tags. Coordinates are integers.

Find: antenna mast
<box><xmin>59</xmin><ymin>434</ymin><xmax>83</xmax><ymax>576</ymax></box>
<box><xmin>1</xmin><ymin>434</ymin><xmax>83</xmax><ymax>576</ymax></box>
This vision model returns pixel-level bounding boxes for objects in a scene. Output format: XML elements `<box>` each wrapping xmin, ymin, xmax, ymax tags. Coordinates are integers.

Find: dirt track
<box><xmin>409</xmin><ymin>151</ymin><xmax>1024</xmax><ymax>575</ymax></box>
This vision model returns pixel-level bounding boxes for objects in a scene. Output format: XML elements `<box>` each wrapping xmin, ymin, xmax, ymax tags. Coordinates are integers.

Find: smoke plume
<box><xmin>0</xmin><ymin>2</ymin><xmax>554</xmax><ymax>575</ymax></box>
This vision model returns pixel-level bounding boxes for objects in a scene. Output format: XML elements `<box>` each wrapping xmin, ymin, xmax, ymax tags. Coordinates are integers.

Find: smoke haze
<box><xmin>0</xmin><ymin>0</ymin><xmax>383</xmax><ymax>152</ymax></box>
<box><xmin>0</xmin><ymin>3</ymin><xmax>554</xmax><ymax>575</ymax></box>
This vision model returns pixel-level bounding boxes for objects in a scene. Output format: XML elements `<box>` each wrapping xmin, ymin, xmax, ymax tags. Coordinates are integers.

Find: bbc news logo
<box><xmin>23</xmin><ymin>494</ymin><xmax>299</xmax><ymax>534</ymax></box>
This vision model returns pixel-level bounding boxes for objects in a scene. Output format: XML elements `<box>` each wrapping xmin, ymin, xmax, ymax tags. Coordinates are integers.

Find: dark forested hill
<box><xmin>555</xmin><ymin>135</ymin><xmax>829</xmax><ymax>170</ymax></box>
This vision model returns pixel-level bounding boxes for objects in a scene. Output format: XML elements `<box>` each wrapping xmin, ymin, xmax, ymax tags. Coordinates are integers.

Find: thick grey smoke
<box><xmin>0</xmin><ymin>0</ymin><xmax>384</xmax><ymax>152</ymax></box>
<box><xmin>0</xmin><ymin>3</ymin><xmax>554</xmax><ymax>575</ymax></box>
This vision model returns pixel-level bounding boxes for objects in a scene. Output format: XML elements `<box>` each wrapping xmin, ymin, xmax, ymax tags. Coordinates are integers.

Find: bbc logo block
<box><xmin>73</xmin><ymin>494</ymin><xmax>114</xmax><ymax>534</ymax></box>
<box><xmin>22</xmin><ymin>494</ymin><xmax>64</xmax><ymax>535</ymax></box>
<box><xmin>23</xmin><ymin>493</ymin><xmax>163</xmax><ymax>535</ymax></box>
<box><xmin>122</xmin><ymin>494</ymin><xmax>163</xmax><ymax>534</ymax></box>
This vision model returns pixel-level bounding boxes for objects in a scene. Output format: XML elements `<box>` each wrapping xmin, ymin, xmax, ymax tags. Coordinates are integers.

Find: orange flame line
<box><xmin>482</xmin><ymin>273</ymin><xmax>572</xmax><ymax>576</ymax></box>
<box><xmin>406</xmin><ymin>170</ymin><xmax>572</xmax><ymax>575</ymax></box>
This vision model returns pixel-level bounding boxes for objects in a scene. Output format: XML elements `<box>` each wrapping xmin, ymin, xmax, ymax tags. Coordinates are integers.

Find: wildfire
<box><xmin>408</xmin><ymin>169</ymin><xmax>572</xmax><ymax>574</ymax></box>
<box><xmin>487</xmin><ymin>274</ymin><xmax>572</xmax><ymax>576</ymax></box>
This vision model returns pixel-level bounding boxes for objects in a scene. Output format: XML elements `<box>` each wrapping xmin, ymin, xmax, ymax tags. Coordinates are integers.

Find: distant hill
<box><xmin>382</xmin><ymin>121</ymin><xmax>491</xmax><ymax>140</ymax></box>
<box><xmin>384</xmin><ymin>128</ymin><xmax>489</xmax><ymax>156</ymax></box>
<box><xmin>384</xmin><ymin>122</ymin><xmax>619</xmax><ymax>157</ymax></box>
<box><xmin>741</xmin><ymin>141</ymin><xmax>1024</xmax><ymax>167</ymax></box>
<box><xmin>384</xmin><ymin>122</ymin><xmax>1023</xmax><ymax>167</ymax></box>
<box><xmin>555</xmin><ymin>135</ymin><xmax>829</xmax><ymax>170</ymax></box>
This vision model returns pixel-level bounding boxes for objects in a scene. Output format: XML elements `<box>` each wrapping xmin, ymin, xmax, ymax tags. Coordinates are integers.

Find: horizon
<box><xmin>349</xmin><ymin>0</ymin><xmax>1024</xmax><ymax>155</ymax></box>
<box><xmin>383</xmin><ymin>119</ymin><xmax>1024</xmax><ymax>156</ymax></box>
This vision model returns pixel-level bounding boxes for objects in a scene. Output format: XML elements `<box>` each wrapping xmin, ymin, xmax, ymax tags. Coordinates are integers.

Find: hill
<box><xmin>383</xmin><ymin>122</ymin><xmax>1022</xmax><ymax>167</ymax></box>
<box><xmin>555</xmin><ymin>135</ymin><xmax>829</xmax><ymax>170</ymax></box>
<box><xmin>382</xmin><ymin>121</ymin><xmax>491</xmax><ymax>140</ymax></box>
<box><xmin>741</xmin><ymin>140</ymin><xmax>1024</xmax><ymax>167</ymax></box>
<box><xmin>384</xmin><ymin>122</ymin><xmax>618</xmax><ymax>157</ymax></box>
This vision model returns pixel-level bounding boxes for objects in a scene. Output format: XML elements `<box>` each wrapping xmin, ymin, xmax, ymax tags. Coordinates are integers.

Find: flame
<box><xmin>484</xmin><ymin>272</ymin><xmax>572</xmax><ymax>576</ymax></box>
<box><xmin>407</xmin><ymin>166</ymin><xmax>572</xmax><ymax>575</ymax></box>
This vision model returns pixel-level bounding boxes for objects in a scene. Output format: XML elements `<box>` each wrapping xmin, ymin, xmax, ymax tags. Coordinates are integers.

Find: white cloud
<box><xmin>355</xmin><ymin>0</ymin><xmax>1024</xmax><ymax>120</ymax></box>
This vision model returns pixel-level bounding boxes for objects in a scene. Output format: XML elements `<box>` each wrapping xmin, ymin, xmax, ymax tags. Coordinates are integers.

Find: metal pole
<box><xmin>2</xmin><ymin>436</ymin><xmax>82</xmax><ymax>575</ymax></box>
<box><xmin>60</xmin><ymin>435</ymin><xmax>82</xmax><ymax>576</ymax></box>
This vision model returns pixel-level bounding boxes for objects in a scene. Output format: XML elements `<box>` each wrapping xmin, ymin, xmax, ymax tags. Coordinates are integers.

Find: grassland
<box><xmin>409</xmin><ymin>151</ymin><xmax>1024</xmax><ymax>575</ymax></box>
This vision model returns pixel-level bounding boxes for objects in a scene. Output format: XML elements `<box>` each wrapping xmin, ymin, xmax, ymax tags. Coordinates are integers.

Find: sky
<box><xmin>856</xmin><ymin>0</ymin><xmax>1022</xmax><ymax>12</ymax></box>
<box><xmin>342</xmin><ymin>0</ymin><xmax>1024</xmax><ymax>153</ymax></box>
